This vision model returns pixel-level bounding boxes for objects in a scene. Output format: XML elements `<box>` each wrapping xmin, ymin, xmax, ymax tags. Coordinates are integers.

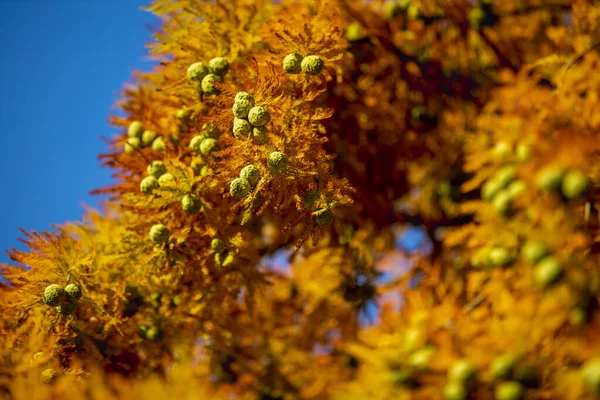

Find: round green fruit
<box><xmin>187</xmin><ymin>62</ymin><xmax>209</xmax><ymax>84</ymax></box>
<box><xmin>561</xmin><ymin>169</ymin><xmax>589</xmax><ymax>200</ymax></box>
<box><xmin>232</xmin><ymin>99</ymin><xmax>253</xmax><ymax>119</ymax></box>
<box><xmin>234</xmin><ymin>91</ymin><xmax>255</xmax><ymax>105</ymax></box>
<box><xmin>443</xmin><ymin>381</ymin><xmax>468</xmax><ymax>400</ymax></box>
<box><xmin>158</xmin><ymin>173</ymin><xmax>175</xmax><ymax>185</ymax></box>
<box><xmin>248</xmin><ymin>106</ymin><xmax>271</xmax><ymax>127</ymax></box>
<box><xmin>208</xmin><ymin>57</ymin><xmax>229</xmax><ymax>76</ymax></box>
<box><xmin>301</xmin><ymin>55</ymin><xmax>324</xmax><ymax>75</ymax></box>
<box><xmin>489</xmin><ymin>247</ymin><xmax>512</xmax><ymax>267</ymax></box>
<box><xmin>516</xmin><ymin>143</ymin><xmax>532</xmax><ymax>162</ymax></box>
<box><xmin>127</xmin><ymin>120</ymin><xmax>144</xmax><ymax>138</ymax></box>
<box><xmin>200</xmin><ymin>138</ymin><xmax>219</xmax><ymax>156</ymax></box>
<box><xmin>495</xmin><ymin>381</ymin><xmax>524</xmax><ymax>400</ymax></box>
<box><xmin>283</xmin><ymin>53</ymin><xmax>303</xmax><ymax>74</ymax></box>
<box><xmin>147</xmin><ymin>161</ymin><xmax>167</xmax><ymax>179</ymax></box>
<box><xmin>142</xmin><ymin>130</ymin><xmax>157</xmax><ymax>146</ymax></box>
<box><xmin>534</xmin><ymin>256</ymin><xmax>562</xmax><ymax>287</ymax></box>
<box><xmin>267</xmin><ymin>151</ymin><xmax>288</xmax><ymax>173</ymax></box>
<box><xmin>536</xmin><ymin>166</ymin><xmax>565</xmax><ymax>192</ymax></box>
<box><xmin>449</xmin><ymin>359</ymin><xmax>476</xmax><ymax>384</ymax></box>
<box><xmin>124</xmin><ymin>137</ymin><xmax>140</xmax><ymax>154</ymax></box>
<box><xmin>240</xmin><ymin>165</ymin><xmax>261</xmax><ymax>187</ymax></box>
<box><xmin>149</xmin><ymin>224</ymin><xmax>171</xmax><ymax>245</ymax></box>
<box><xmin>211</xmin><ymin>238</ymin><xmax>227</xmax><ymax>254</ymax></box>
<box><xmin>492</xmin><ymin>190</ymin><xmax>512</xmax><ymax>215</ymax></box>
<box><xmin>140</xmin><ymin>176</ymin><xmax>159</xmax><ymax>194</ymax></box>
<box><xmin>494</xmin><ymin>141</ymin><xmax>512</xmax><ymax>162</ymax></box>
<box><xmin>233</xmin><ymin>118</ymin><xmax>252</xmax><ymax>139</ymax></box>
<box><xmin>181</xmin><ymin>194</ymin><xmax>202</xmax><ymax>214</ymax></box>
<box><xmin>520</xmin><ymin>240</ymin><xmax>549</xmax><ymax>264</ymax></box>
<box><xmin>252</xmin><ymin>125</ymin><xmax>269</xmax><ymax>144</ymax></box>
<box><xmin>64</xmin><ymin>283</ymin><xmax>82</xmax><ymax>302</ymax></box>
<box><xmin>496</xmin><ymin>165</ymin><xmax>517</xmax><ymax>188</ymax></box>
<box><xmin>230</xmin><ymin>178</ymin><xmax>251</xmax><ymax>199</ymax></box>
<box><xmin>43</xmin><ymin>284</ymin><xmax>66</xmax><ymax>307</ymax></box>
<box><xmin>201</xmin><ymin>73</ymin><xmax>222</xmax><ymax>95</ymax></box>
<box><xmin>152</xmin><ymin>137</ymin><xmax>166</xmax><ymax>152</ymax></box>
<box><xmin>490</xmin><ymin>354</ymin><xmax>517</xmax><ymax>380</ymax></box>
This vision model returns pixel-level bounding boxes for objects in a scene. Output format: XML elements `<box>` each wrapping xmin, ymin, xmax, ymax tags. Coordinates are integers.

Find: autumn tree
<box><xmin>2</xmin><ymin>0</ymin><xmax>600</xmax><ymax>399</ymax></box>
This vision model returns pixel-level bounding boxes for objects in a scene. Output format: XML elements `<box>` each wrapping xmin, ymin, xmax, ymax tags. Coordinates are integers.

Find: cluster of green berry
<box><xmin>488</xmin><ymin>354</ymin><xmax>538</xmax><ymax>400</ymax></box>
<box><xmin>520</xmin><ymin>240</ymin><xmax>563</xmax><ymax>288</ymax></box>
<box><xmin>232</xmin><ymin>92</ymin><xmax>270</xmax><ymax>143</ymax></box>
<box><xmin>442</xmin><ymin>359</ymin><xmax>477</xmax><ymax>400</ymax></box>
<box><xmin>536</xmin><ymin>166</ymin><xmax>589</xmax><ymax>200</ymax></box>
<box><xmin>230</xmin><ymin>165</ymin><xmax>261</xmax><ymax>200</ymax></box>
<box><xmin>282</xmin><ymin>53</ymin><xmax>324</xmax><ymax>75</ymax></box>
<box><xmin>190</xmin><ymin>123</ymin><xmax>221</xmax><ymax>156</ymax></box>
<box><xmin>125</xmin><ymin>121</ymin><xmax>166</xmax><ymax>153</ymax></box>
<box><xmin>42</xmin><ymin>283</ymin><xmax>82</xmax><ymax>316</ymax></box>
<box><xmin>186</xmin><ymin>57</ymin><xmax>229</xmax><ymax>95</ymax></box>
<box><xmin>302</xmin><ymin>190</ymin><xmax>334</xmax><ymax>225</ymax></box>
<box><xmin>140</xmin><ymin>161</ymin><xmax>175</xmax><ymax>194</ymax></box>
<box><xmin>481</xmin><ymin>165</ymin><xmax>526</xmax><ymax>216</ymax></box>
<box><xmin>211</xmin><ymin>238</ymin><xmax>234</xmax><ymax>267</ymax></box>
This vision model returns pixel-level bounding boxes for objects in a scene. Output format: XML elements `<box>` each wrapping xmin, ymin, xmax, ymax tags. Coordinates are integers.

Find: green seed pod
<box><xmin>267</xmin><ymin>151</ymin><xmax>288</xmax><ymax>173</ymax></box>
<box><xmin>187</xmin><ymin>62</ymin><xmax>209</xmax><ymax>84</ymax></box>
<box><xmin>534</xmin><ymin>256</ymin><xmax>562</xmax><ymax>287</ymax></box>
<box><xmin>303</xmin><ymin>190</ymin><xmax>321</xmax><ymax>211</ymax></box>
<box><xmin>561</xmin><ymin>169</ymin><xmax>589</xmax><ymax>199</ymax></box>
<box><xmin>496</xmin><ymin>165</ymin><xmax>517</xmax><ymax>188</ymax></box>
<box><xmin>516</xmin><ymin>143</ymin><xmax>532</xmax><ymax>162</ymax></box>
<box><xmin>142</xmin><ymin>130</ymin><xmax>157</xmax><ymax>146</ymax></box>
<box><xmin>191</xmin><ymin>158</ymin><xmax>205</xmax><ymax>176</ymax></box>
<box><xmin>64</xmin><ymin>283</ymin><xmax>82</xmax><ymax>302</ymax></box>
<box><xmin>492</xmin><ymin>190</ymin><xmax>512</xmax><ymax>215</ymax></box>
<box><xmin>506</xmin><ymin>180</ymin><xmax>527</xmax><ymax>200</ymax></box>
<box><xmin>152</xmin><ymin>137</ymin><xmax>166</xmax><ymax>152</ymax></box>
<box><xmin>43</xmin><ymin>284</ymin><xmax>66</xmax><ymax>307</ymax></box>
<box><xmin>448</xmin><ymin>359</ymin><xmax>476</xmax><ymax>384</ymax></box>
<box><xmin>200</xmin><ymin>138</ymin><xmax>219</xmax><ymax>156</ymax></box>
<box><xmin>208</xmin><ymin>57</ymin><xmax>229</xmax><ymax>76</ymax></box>
<box><xmin>240</xmin><ymin>165</ymin><xmax>261</xmax><ymax>187</ymax></box>
<box><xmin>149</xmin><ymin>223</ymin><xmax>171</xmax><ymax>245</ymax></box>
<box><xmin>442</xmin><ymin>381</ymin><xmax>468</xmax><ymax>400</ymax></box>
<box><xmin>215</xmin><ymin>251</ymin><xmax>235</xmax><ymax>267</ymax></box>
<box><xmin>234</xmin><ymin>91</ymin><xmax>255</xmax><ymax>105</ymax></box>
<box><xmin>124</xmin><ymin>137</ymin><xmax>141</xmax><ymax>154</ymax></box>
<box><xmin>481</xmin><ymin>179</ymin><xmax>503</xmax><ymax>201</ymax></box>
<box><xmin>41</xmin><ymin>368</ymin><xmax>56</xmax><ymax>384</ymax></box>
<box><xmin>181</xmin><ymin>194</ymin><xmax>202</xmax><ymax>214</ymax></box>
<box><xmin>158</xmin><ymin>173</ymin><xmax>175</xmax><ymax>185</ymax></box>
<box><xmin>202</xmin><ymin>122</ymin><xmax>221</xmax><ymax>139</ymax></box>
<box><xmin>190</xmin><ymin>135</ymin><xmax>205</xmax><ymax>153</ymax></box>
<box><xmin>211</xmin><ymin>238</ymin><xmax>227</xmax><ymax>254</ymax></box>
<box><xmin>409</xmin><ymin>346</ymin><xmax>436</xmax><ymax>371</ymax></box>
<box><xmin>489</xmin><ymin>247</ymin><xmax>512</xmax><ymax>267</ymax></box>
<box><xmin>252</xmin><ymin>125</ymin><xmax>269</xmax><ymax>144</ymax></box>
<box><xmin>147</xmin><ymin>161</ymin><xmax>167</xmax><ymax>179</ymax></box>
<box><xmin>315</xmin><ymin>208</ymin><xmax>334</xmax><ymax>225</ymax></box>
<box><xmin>494</xmin><ymin>141</ymin><xmax>512</xmax><ymax>162</ymax></box>
<box><xmin>490</xmin><ymin>354</ymin><xmax>517</xmax><ymax>380</ymax></box>
<box><xmin>128</xmin><ymin>121</ymin><xmax>144</xmax><ymax>138</ymax></box>
<box><xmin>283</xmin><ymin>53</ymin><xmax>303</xmax><ymax>74</ymax></box>
<box><xmin>570</xmin><ymin>307</ymin><xmax>587</xmax><ymax>326</ymax></box>
<box><xmin>581</xmin><ymin>357</ymin><xmax>600</xmax><ymax>394</ymax></box>
<box><xmin>201</xmin><ymin>73</ymin><xmax>222</xmax><ymax>94</ymax></box>
<box><xmin>176</xmin><ymin>108</ymin><xmax>191</xmax><ymax>121</ymax></box>
<box><xmin>301</xmin><ymin>55</ymin><xmax>324</xmax><ymax>75</ymax></box>
<box><xmin>56</xmin><ymin>301</ymin><xmax>77</xmax><ymax>316</ymax></box>
<box><xmin>232</xmin><ymin>99</ymin><xmax>253</xmax><ymax>119</ymax></box>
<box><xmin>495</xmin><ymin>381</ymin><xmax>524</xmax><ymax>400</ymax></box>
<box><xmin>233</xmin><ymin>118</ymin><xmax>252</xmax><ymax>139</ymax></box>
<box><xmin>536</xmin><ymin>166</ymin><xmax>565</xmax><ymax>191</ymax></box>
<box><xmin>520</xmin><ymin>241</ymin><xmax>549</xmax><ymax>264</ymax></box>
<box><xmin>140</xmin><ymin>176</ymin><xmax>159</xmax><ymax>194</ymax></box>
<box><xmin>146</xmin><ymin>326</ymin><xmax>164</xmax><ymax>343</ymax></box>
<box><xmin>248</xmin><ymin>106</ymin><xmax>271</xmax><ymax>127</ymax></box>
<box><xmin>230</xmin><ymin>178</ymin><xmax>251</xmax><ymax>199</ymax></box>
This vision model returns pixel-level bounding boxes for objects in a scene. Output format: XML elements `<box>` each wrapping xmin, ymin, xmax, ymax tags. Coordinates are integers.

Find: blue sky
<box><xmin>0</xmin><ymin>1</ymin><xmax>157</xmax><ymax>264</ymax></box>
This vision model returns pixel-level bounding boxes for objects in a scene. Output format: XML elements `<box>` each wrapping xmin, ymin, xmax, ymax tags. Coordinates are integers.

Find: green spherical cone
<box><xmin>516</xmin><ymin>143</ymin><xmax>532</xmax><ymax>162</ymax></box>
<box><xmin>252</xmin><ymin>125</ymin><xmax>269</xmax><ymax>144</ymax></box>
<box><xmin>234</xmin><ymin>91</ymin><xmax>255</xmax><ymax>105</ymax></box>
<box><xmin>248</xmin><ymin>106</ymin><xmax>271</xmax><ymax>127</ymax></box>
<box><xmin>561</xmin><ymin>169</ymin><xmax>589</xmax><ymax>199</ymax></box>
<box><xmin>534</xmin><ymin>256</ymin><xmax>562</xmax><ymax>287</ymax></box>
<box><xmin>240</xmin><ymin>165</ymin><xmax>261</xmax><ymax>187</ymax></box>
<box><xmin>232</xmin><ymin>99</ymin><xmax>253</xmax><ymax>119</ymax></box>
<box><xmin>495</xmin><ymin>381</ymin><xmax>524</xmax><ymax>400</ymax></box>
<box><xmin>494</xmin><ymin>141</ymin><xmax>513</xmax><ymax>161</ymax></box>
<box><xmin>140</xmin><ymin>176</ymin><xmax>160</xmax><ymax>194</ymax></box>
<box><xmin>43</xmin><ymin>284</ymin><xmax>66</xmax><ymax>307</ymax></box>
<box><xmin>211</xmin><ymin>238</ymin><xmax>227</xmax><ymax>254</ymax></box>
<box><xmin>442</xmin><ymin>382</ymin><xmax>468</xmax><ymax>400</ymax></box>
<box><xmin>128</xmin><ymin>121</ymin><xmax>144</xmax><ymax>138</ymax></box>
<box><xmin>490</xmin><ymin>354</ymin><xmax>517</xmax><ymax>380</ymax></box>
<box><xmin>492</xmin><ymin>190</ymin><xmax>512</xmax><ymax>215</ymax></box>
<box><xmin>187</xmin><ymin>62</ymin><xmax>209</xmax><ymax>83</ymax></box>
<box><xmin>267</xmin><ymin>151</ymin><xmax>288</xmax><ymax>173</ymax></box>
<box><xmin>147</xmin><ymin>161</ymin><xmax>167</xmax><ymax>179</ymax></box>
<box><xmin>481</xmin><ymin>179</ymin><xmax>503</xmax><ymax>201</ymax></box>
<box><xmin>124</xmin><ymin>137</ymin><xmax>141</xmax><ymax>153</ymax></box>
<box><xmin>64</xmin><ymin>284</ymin><xmax>82</xmax><ymax>302</ymax></box>
<box><xmin>158</xmin><ymin>173</ymin><xmax>176</xmax><ymax>185</ymax></box>
<box><xmin>283</xmin><ymin>53</ymin><xmax>303</xmax><ymax>74</ymax></box>
<box><xmin>233</xmin><ymin>118</ymin><xmax>252</xmax><ymax>139</ymax></box>
<box><xmin>536</xmin><ymin>166</ymin><xmax>565</xmax><ymax>192</ymax></box>
<box><xmin>208</xmin><ymin>57</ymin><xmax>229</xmax><ymax>76</ymax></box>
<box><xmin>200</xmin><ymin>138</ymin><xmax>219</xmax><ymax>156</ymax></box>
<box><xmin>448</xmin><ymin>359</ymin><xmax>476</xmax><ymax>384</ymax></box>
<box><xmin>520</xmin><ymin>240</ymin><xmax>549</xmax><ymax>264</ymax></box>
<box><xmin>152</xmin><ymin>137</ymin><xmax>166</xmax><ymax>152</ymax></box>
<box><xmin>489</xmin><ymin>247</ymin><xmax>512</xmax><ymax>267</ymax></box>
<box><xmin>190</xmin><ymin>135</ymin><xmax>205</xmax><ymax>153</ymax></box>
<box><xmin>181</xmin><ymin>194</ymin><xmax>202</xmax><ymax>214</ymax></box>
<box><xmin>149</xmin><ymin>224</ymin><xmax>171</xmax><ymax>245</ymax></box>
<box><xmin>230</xmin><ymin>178</ymin><xmax>251</xmax><ymax>199</ymax></box>
<box><xmin>142</xmin><ymin>130</ymin><xmax>157</xmax><ymax>146</ymax></box>
<box><xmin>301</xmin><ymin>55</ymin><xmax>324</xmax><ymax>75</ymax></box>
<box><xmin>201</xmin><ymin>73</ymin><xmax>222</xmax><ymax>94</ymax></box>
